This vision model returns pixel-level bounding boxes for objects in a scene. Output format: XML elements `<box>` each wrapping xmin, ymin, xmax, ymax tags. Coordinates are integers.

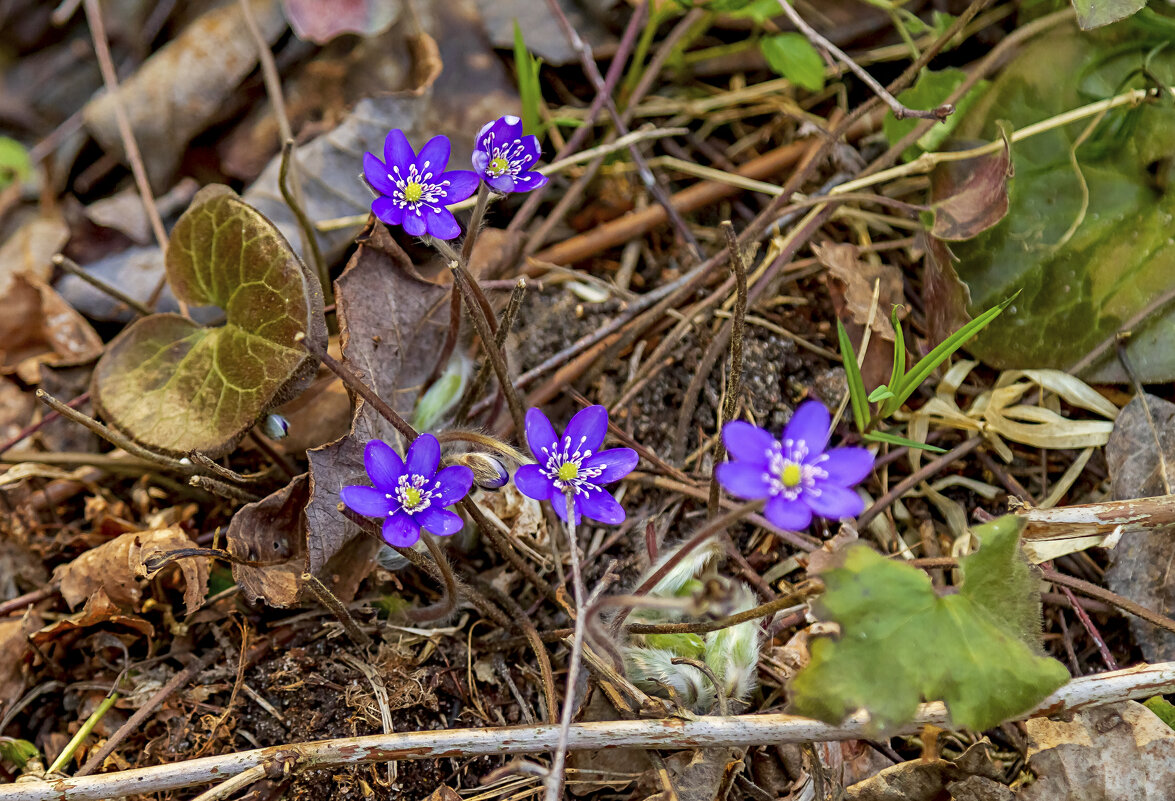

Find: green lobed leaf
<box><xmin>950</xmin><ymin>21</ymin><xmax>1175</xmax><ymax>382</ymax></box>
<box><xmin>92</xmin><ymin>185</ymin><xmax>326</xmax><ymax>457</ymax></box>
<box><xmin>1144</xmin><ymin>696</ymin><xmax>1175</xmax><ymax>730</ymax></box>
<box><xmin>836</xmin><ymin>319</ymin><xmax>869</xmax><ymax>433</ymax></box>
<box><xmin>0</xmin><ymin>737</ymin><xmax>39</xmax><ymax>768</ymax></box>
<box><xmin>1072</xmin><ymin>0</ymin><xmax>1146</xmax><ymax>30</ymax></box>
<box><xmin>759</xmin><ymin>33</ymin><xmax>825</xmax><ymax>92</ymax></box>
<box><xmin>789</xmin><ymin>515</ymin><xmax>1069</xmax><ymax>734</ymax></box>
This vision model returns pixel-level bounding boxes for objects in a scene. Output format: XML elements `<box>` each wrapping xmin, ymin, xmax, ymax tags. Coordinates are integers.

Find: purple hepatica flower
<box><xmin>364</xmin><ymin>130</ymin><xmax>479</xmax><ymax>240</ymax></box>
<box><xmin>716</xmin><ymin>401</ymin><xmax>874</xmax><ymax>531</ymax></box>
<box><xmin>514</xmin><ymin>405</ymin><xmax>638</xmax><ymax>526</ymax></box>
<box><xmin>339</xmin><ymin>435</ymin><xmax>474</xmax><ymax>547</ymax></box>
<box><xmin>472</xmin><ymin>115</ymin><xmax>549</xmax><ymax>194</ymax></box>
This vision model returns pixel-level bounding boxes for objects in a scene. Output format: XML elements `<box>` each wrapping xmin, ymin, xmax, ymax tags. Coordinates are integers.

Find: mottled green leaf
<box><xmin>0</xmin><ymin>737</ymin><xmax>38</xmax><ymax>768</ymax></box>
<box><xmin>951</xmin><ymin>22</ymin><xmax>1175</xmax><ymax>382</ymax></box>
<box><xmin>92</xmin><ymin>186</ymin><xmax>326</xmax><ymax>457</ymax></box>
<box><xmin>760</xmin><ymin>33</ymin><xmax>825</xmax><ymax>92</ymax></box>
<box><xmin>1072</xmin><ymin>0</ymin><xmax>1145</xmax><ymax>30</ymax></box>
<box><xmin>789</xmin><ymin>515</ymin><xmax>1068</xmax><ymax>734</ymax></box>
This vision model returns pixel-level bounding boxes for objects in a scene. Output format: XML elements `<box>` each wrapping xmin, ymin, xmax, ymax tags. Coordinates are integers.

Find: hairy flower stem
<box><xmin>461</xmin><ymin>182</ymin><xmax>491</xmax><ymax>265</ymax></box>
<box><xmin>434</xmin><ymin>429</ymin><xmax>529</xmax><ymax>465</ymax></box>
<box><xmin>406</xmin><ymin>533</ymin><xmax>459</xmax><ymax>624</ymax></box>
<box><xmin>294</xmin><ymin>332</ymin><xmax>416</xmax><ymax>441</ymax></box>
<box><xmin>302</xmin><ymin>572</ymin><xmax>373</xmax><ymax>648</ymax></box>
<box><xmin>460</xmin><ymin>498</ymin><xmax>564</xmax><ymax>611</ymax></box>
<box><xmin>708</xmin><ymin>221</ymin><xmax>748</xmax><ymax>518</ymax></box>
<box><xmin>544</xmin><ymin>491</ymin><xmax>587</xmax><ymax>801</ymax></box>
<box><xmin>454</xmin><ymin>278</ymin><xmax>526</xmax><ymax>425</ymax></box>
<box><xmin>448</xmin><ymin>264</ymin><xmax>528</xmax><ymax>445</ymax></box>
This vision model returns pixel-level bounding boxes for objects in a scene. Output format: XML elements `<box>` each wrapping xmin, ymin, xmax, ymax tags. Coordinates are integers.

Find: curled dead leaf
<box><xmin>53</xmin><ymin>526</ymin><xmax>209</xmax><ymax>616</ymax></box>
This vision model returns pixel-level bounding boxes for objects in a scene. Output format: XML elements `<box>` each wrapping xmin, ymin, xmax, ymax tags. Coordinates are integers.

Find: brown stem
<box><xmin>708</xmin><ymin>221</ymin><xmax>748</xmax><ymax>517</ymax></box>
<box><xmin>405</xmin><ymin>533</ymin><xmax>457</xmax><ymax>624</ymax></box>
<box><xmin>454</xmin><ymin>278</ymin><xmax>527</xmax><ymax>425</ymax></box>
<box><xmin>301</xmin><ymin>572</ymin><xmax>373</xmax><ymax>648</ymax></box>
<box><xmin>53</xmin><ymin>254</ymin><xmax>152</xmax><ymax>317</ymax></box>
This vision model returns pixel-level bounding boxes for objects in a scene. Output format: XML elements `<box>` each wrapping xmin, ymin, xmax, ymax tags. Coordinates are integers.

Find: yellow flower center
<box><xmin>402</xmin><ymin>486</ymin><xmax>422</xmax><ymax>509</ymax></box>
<box><xmin>403</xmin><ymin>182</ymin><xmax>424</xmax><ymax>203</ymax></box>
<box><xmin>557</xmin><ymin>462</ymin><xmax>580</xmax><ymax>482</ymax></box>
<box><xmin>780</xmin><ymin>463</ymin><xmax>802</xmax><ymax>488</ymax></box>
<box><xmin>488</xmin><ymin>157</ymin><xmax>510</xmax><ymax>176</ymax></box>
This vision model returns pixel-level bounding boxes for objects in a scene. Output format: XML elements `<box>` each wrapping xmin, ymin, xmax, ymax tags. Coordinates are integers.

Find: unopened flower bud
<box><xmin>262</xmin><ymin>414</ymin><xmax>290</xmax><ymax>440</ymax></box>
<box><xmin>452</xmin><ymin>452</ymin><xmax>509</xmax><ymax>490</ymax></box>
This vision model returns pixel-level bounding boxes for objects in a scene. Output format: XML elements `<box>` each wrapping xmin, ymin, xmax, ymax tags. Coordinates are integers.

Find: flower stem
<box><xmin>544</xmin><ymin>491</ymin><xmax>586</xmax><ymax>801</ymax></box>
<box><xmin>454</xmin><ymin>277</ymin><xmax>527</xmax><ymax>425</ymax></box>
<box><xmin>46</xmin><ymin>692</ymin><xmax>120</xmax><ymax>775</ymax></box>
<box><xmin>461</xmin><ymin>182</ymin><xmax>491</xmax><ymax>265</ymax></box>
<box><xmin>301</xmin><ymin>572</ymin><xmax>373</xmax><ymax>648</ymax></box>
<box><xmin>708</xmin><ymin>221</ymin><xmax>747</xmax><ymax>517</ymax></box>
<box><xmin>448</xmin><ymin>264</ymin><xmax>528</xmax><ymax>445</ymax></box>
<box><xmin>406</xmin><ymin>533</ymin><xmax>458</xmax><ymax>624</ymax></box>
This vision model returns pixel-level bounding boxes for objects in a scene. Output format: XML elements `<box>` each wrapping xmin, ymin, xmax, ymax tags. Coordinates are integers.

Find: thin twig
<box><xmin>460</xmin><ymin>498</ymin><xmax>563</xmax><ymax>610</ymax></box>
<box><xmin>708</xmin><ymin>222</ymin><xmax>748</xmax><ymax>517</ymax></box>
<box><xmin>543</xmin><ymin>0</ymin><xmax>702</xmax><ymax>261</ymax></box>
<box><xmin>302</xmin><ymin>572</ymin><xmax>373</xmax><ymax>648</ymax></box>
<box><xmin>448</xmin><ymin>263</ymin><xmax>527</xmax><ymax>442</ymax></box>
<box><xmin>773</xmin><ymin>0</ymin><xmax>952</xmax><ymax>121</ymax></box>
<box><xmin>36</xmin><ymin>389</ymin><xmax>203</xmax><ymax>476</ymax></box>
<box><xmin>53</xmin><ymin>254</ymin><xmax>152</xmax><ymax>316</ymax></box>
<box><xmin>544</xmin><ymin>491</ymin><xmax>587</xmax><ymax>801</ymax></box>
<box><xmin>81</xmin><ymin>0</ymin><xmax>174</xmax><ymax>311</ymax></box>
<box><xmin>294</xmin><ymin>332</ymin><xmax>416</xmax><ymax>441</ymax></box>
<box><xmin>857</xmin><ymin>436</ymin><xmax>983</xmax><ymax>528</ymax></box>
<box><xmin>10</xmin><ymin>663</ymin><xmax>1175</xmax><ymax>801</ymax></box>
<box><xmin>455</xmin><ymin>278</ymin><xmax>527</xmax><ymax>425</ymax></box>
<box><xmin>0</xmin><ymin>392</ymin><xmax>89</xmax><ymax>457</ymax></box>
<box><xmin>473</xmin><ymin>579</ymin><xmax>559</xmax><ymax>722</ymax></box>
<box><xmin>190</xmin><ymin>765</ymin><xmax>269</xmax><ymax>801</ymax></box>
<box><xmin>626</xmin><ymin>583</ymin><xmax>818</xmax><ymax>636</ymax></box>
<box><xmin>189</xmin><ymin>475</ymin><xmax>263</xmax><ymax>503</ymax></box>
<box><xmin>279</xmin><ymin>140</ymin><xmax>330</xmax><ymax>304</ymax></box>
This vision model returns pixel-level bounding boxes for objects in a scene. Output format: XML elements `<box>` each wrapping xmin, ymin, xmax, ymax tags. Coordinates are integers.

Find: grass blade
<box><xmin>837</xmin><ymin>319</ymin><xmax>869</xmax><ymax>433</ymax></box>
<box><xmin>513</xmin><ymin>22</ymin><xmax>545</xmax><ymax>138</ymax></box>
<box><xmin>882</xmin><ymin>307</ymin><xmax>906</xmax><ymax>417</ymax></box>
<box><xmin>863</xmin><ymin>430</ymin><xmax>947</xmax><ymax>453</ymax></box>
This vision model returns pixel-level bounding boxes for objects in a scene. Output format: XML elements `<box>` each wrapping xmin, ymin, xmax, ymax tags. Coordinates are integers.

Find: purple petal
<box><xmin>416</xmin><ymin>506</ymin><xmax>464</xmax><ymax>537</ymax></box>
<box><xmin>416</xmin><ymin>134</ymin><xmax>451</xmax><ymax>173</ymax></box>
<box><xmin>383</xmin><ymin>128</ymin><xmax>415</xmax><ymax>171</ymax></box>
<box><xmin>433</xmin><ymin>465</ymin><xmax>474</xmax><ymax>505</ymax></box>
<box><xmin>784</xmin><ymin>401</ymin><xmax>831</xmax><ymax>457</ymax></box>
<box><xmin>581</xmin><ymin>447</ymin><xmax>638</xmax><ymax>485</ymax></box>
<box><xmin>382</xmin><ymin>511</ymin><xmax>421</xmax><ymax>547</ymax></box>
<box><xmin>424</xmin><ymin>207</ymin><xmax>460</xmax><ymax>240</ymax></box>
<box><xmin>715</xmin><ymin>462</ymin><xmax>772</xmax><ymax>500</ymax></box>
<box><xmin>363</xmin><ymin>153</ymin><xmax>396</xmax><ymax>196</ymax></box>
<box><xmin>497</xmin><ymin>115</ymin><xmax>524</xmax><ymax>141</ymax></box>
<box><xmin>406</xmin><ymin>433</ymin><xmax>440</xmax><ymax>477</ymax></box>
<box><xmin>722</xmin><ymin>420</ymin><xmax>775</xmax><ymax>466</ymax></box>
<box><xmin>472</xmin><ymin>149</ymin><xmax>491</xmax><ymax>178</ymax></box>
<box><xmin>474</xmin><ymin>119</ymin><xmax>496</xmax><ymax>149</ymax></box>
<box><xmin>514</xmin><ymin>463</ymin><xmax>555</xmax><ymax>502</ymax></box>
<box><xmin>443</xmin><ymin>170</ymin><xmax>480</xmax><ymax>203</ymax></box>
<box><xmin>402</xmin><ymin>210</ymin><xmax>427</xmax><ymax>237</ymax></box>
<box><xmin>365</xmin><ymin>439</ymin><xmax>405</xmax><ymax>491</ymax></box>
<box><xmin>804</xmin><ymin>484</ymin><xmax>864</xmax><ymax>520</ymax></box>
<box><xmin>564</xmin><ymin>405</ymin><xmax>608</xmax><ymax>456</ymax></box>
<box><xmin>764</xmin><ymin>495</ymin><xmax>813</xmax><ymax>530</ymax></box>
<box><xmin>486</xmin><ymin>174</ymin><xmax>517</xmax><ymax>193</ymax></box>
<box><xmin>820</xmin><ymin>447</ymin><xmax>874</xmax><ymax>485</ymax></box>
<box><xmin>524</xmin><ymin>407</ymin><xmax>558</xmax><ymax>460</ymax></box>
<box><xmin>372</xmin><ymin>197</ymin><xmax>403</xmax><ymax>226</ymax></box>
<box><xmin>340</xmin><ymin>485</ymin><xmax>393</xmax><ymax>518</ymax></box>
<box><xmin>577</xmin><ymin>488</ymin><xmax>625</xmax><ymax>525</ymax></box>
<box><xmin>517</xmin><ymin>135</ymin><xmax>542</xmax><ymax>166</ymax></box>
<box><xmin>513</xmin><ymin>172</ymin><xmax>548</xmax><ymax>193</ymax></box>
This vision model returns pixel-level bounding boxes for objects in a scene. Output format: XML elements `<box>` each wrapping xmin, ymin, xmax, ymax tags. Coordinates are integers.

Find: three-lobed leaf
<box><xmin>789</xmin><ymin>515</ymin><xmax>1069</xmax><ymax>733</ymax></box>
<box><xmin>92</xmin><ymin>185</ymin><xmax>326</xmax><ymax>457</ymax></box>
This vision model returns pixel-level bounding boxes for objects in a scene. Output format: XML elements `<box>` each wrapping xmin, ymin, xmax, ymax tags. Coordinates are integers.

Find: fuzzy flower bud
<box><xmin>452</xmin><ymin>452</ymin><xmax>510</xmax><ymax>490</ymax></box>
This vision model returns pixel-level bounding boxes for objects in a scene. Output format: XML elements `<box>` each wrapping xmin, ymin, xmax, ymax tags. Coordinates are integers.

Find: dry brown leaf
<box><xmin>54</xmin><ymin>526</ymin><xmax>209</xmax><ymax>616</ymax></box>
<box><xmin>1018</xmin><ymin>701</ymin><xmax>1175</xmax><ymax>801</ymax></box>
<box><xmin>919</xmin><ymin>230</ymin><xmax>972</xmax><ymax>349</ymax></box>
<box><xmin>0</xmin><ymin>213</ymin><xmax>67</xmax><ymax>295</ymax></box>
<box><xmin>929</xmin><ymin>137</ymin><xmax>1012</xmax><ymax>241</ymax></box>
<box><xmin>0</xmin><ymin>273</ymin><xmax>103</xmax><ymax>382</ymax></box>
<box><xmin>83</xmin><ymin>0</ymin><xmax>286</xmax><ymax>190</ymax></box>
<box><xmin>0</xmin><ymin>612</ymin><xmax>41</xmax><ymax>709</ymax></box>
<box><xmin>31</xmin><ymin>588</ymin><xmax>154</xmax><ymax>647</ymax></box>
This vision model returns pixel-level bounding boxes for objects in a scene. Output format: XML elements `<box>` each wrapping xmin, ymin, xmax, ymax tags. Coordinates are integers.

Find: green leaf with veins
<box><xmin>950</xmin><ymin>20</ymin><xmax>1175</xmax><ymax>382</ymax></box>
<box><xmin>760</xmin><ymin>33</ymin><xmax>825</xmax><ymax>92</ymax></box>
<box><xmin>789</xmin><ymin>515</ymin><xmax>1068</xmax><ymax>734</ymax></box>
<box><xmin>1072</xmin><ymin>0</ymin><xmax>1146</xmax><ymax>30</ymax></box>
<box><xmin>92</xmin><ymin>185</ymin><xmax>326</xmax><ymax>457</ymax></box>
